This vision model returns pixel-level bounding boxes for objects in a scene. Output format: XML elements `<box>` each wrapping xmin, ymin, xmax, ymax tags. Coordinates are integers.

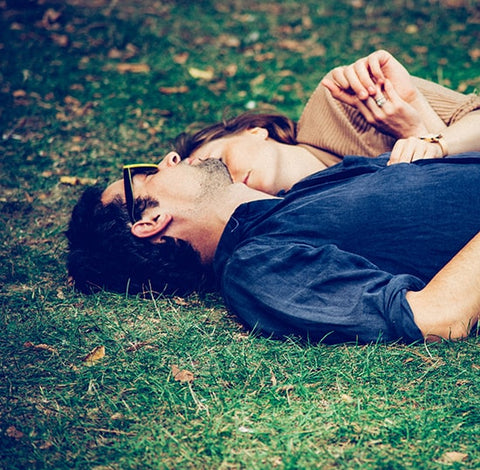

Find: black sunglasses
<box><xmin>123</xmin><ymin>164</ymin><xmax>159</xmax><ymax>224</ymax></box>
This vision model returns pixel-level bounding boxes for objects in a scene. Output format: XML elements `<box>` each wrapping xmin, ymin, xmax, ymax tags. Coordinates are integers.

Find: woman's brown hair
<box><xmin>173</xmin><ymin>112</ymin><xmax>297</xmax><ymax>159</ymax></box>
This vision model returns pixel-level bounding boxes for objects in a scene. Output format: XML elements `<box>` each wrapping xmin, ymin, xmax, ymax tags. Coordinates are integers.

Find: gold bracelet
<box><xmin>419</xmin><ymin>134</ymin><xmax>448</xmax><ymax>157</ymax></box>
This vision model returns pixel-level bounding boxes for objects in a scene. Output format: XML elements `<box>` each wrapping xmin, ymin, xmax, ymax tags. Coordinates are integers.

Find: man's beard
<box><xmin>197</xmin><ymin>158</ymin><xmax>233</xmax><ymax>188</ymax></box>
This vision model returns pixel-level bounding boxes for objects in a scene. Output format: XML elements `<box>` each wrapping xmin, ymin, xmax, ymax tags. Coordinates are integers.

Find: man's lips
<box><xmin>243</xmin><ymin>171</ymin><xmax>251</xmax><ymax>185</ymax></box>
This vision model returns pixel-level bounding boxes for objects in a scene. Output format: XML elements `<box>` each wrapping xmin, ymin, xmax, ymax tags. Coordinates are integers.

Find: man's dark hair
<box><xmin>66</xmin><ymin>186</ymin><xmax>212</xmax><ymax>296</ymax></box>
<box><xmin>174</xmin><ymin>112</ymin><xmax>297</xmax><ymax>160</ymax></box>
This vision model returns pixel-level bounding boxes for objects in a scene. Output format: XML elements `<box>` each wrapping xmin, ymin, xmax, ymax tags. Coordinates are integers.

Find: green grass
<box><xmin>1</xmin><ymin>0</ymin><xmax>479</xmax><ymax>468</ymax></box>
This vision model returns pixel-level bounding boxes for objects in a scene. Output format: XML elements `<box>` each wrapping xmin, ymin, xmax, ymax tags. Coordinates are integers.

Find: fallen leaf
<box><xmin>171</xmin><ymin>364</ymin><xmax>194</xmax><ymax>383</ymax></box>
<box><xmin>218</xmin><ymin>34</ymin><xmax>240</xmax><ymax>48</ymax></box>
<box><xmin>442</xmin><ymin>451</ymin><xmax>468</xmax><ymax>463</ymax></box>
<box><xmin>250</xmin><ymin>74</ymin><xmax>266</xmax><ymax>87</ymax></box>
<box><xmin>60</xmin><ymin>176</ymin><xmax>81</xmax><ymax>185</ymax></box>
<box><xmin>469</xmin><ymin>48</ymin><xmax>480</xmax><ymax>60</ymax></box>
<box><xmin>39</xmin><ymin>441</ymin><xmax>54</xmax><ymax>450</ymax></box>
<box><xmin>188</xmin><ymin>67</ymin><xmax>214</xmax><ymax>80</ymax></box>
<box><xmin>173</xmin><ymin>52</ymin><xmax>189</xmax><ymax>64</ymax></box>
<box><xmin>13</xmin><ymin>90</ymin><xmax>27</xmax><ymax>98</ymax></box>
<box><xmin>278</xmin><ymin>39</ymin><xmax>306</xmax><ymax>52</ymax></box>
<box><xmin>51</xmin><ymin>33</ymin><xmax>69</xmax><ymax>47</ymax></box>
<box><xmin>60</xmin><ymin>176</ymin><xmax>97</xmax><ymax>186</ymax></box>
<box><xmin>83</xmin><ymin>345</ymin><xmax>105</xmax><ymax>365</ymax></box>
<box><xmin>38</xmin><ymin>441</ymin><xmax>53</xmax><ymax>450</ymax></box>
<box><xmin>116</xmin><ymin>63</ymin><xmax>150</xmax><ymax>73</ymax></box>
<box><xmin>172</xmin><ymin>296</ymin><xmax>190</xmax><ymax>306</ymax></box>
<box><xmin>224</xmin><ymin>64</ymin><xmax>238</xmax><ymax>77</ymax></box>
<box><xmin>405</xmin><ymin>24</ymin><xmax>419</xmax><ymax>34</ymax></box>
<box><xmin>41</xmin><ymin>8</ymin><xmax>62</xmax><ymax>28</ymax></box>
<box><xmin>341</xmin><ymin>394</ymin><xmax>354</xmax><ymax>403</ymax></box>
<box><xmin>24</xmin><ymin>341</ymin><xmax>58</xmax><ymax>354</ymax></box>
<box><xmin>10</xmin><ymin>22</ymin><xmax>24</xmax><ymax>31</ymax></box>
<box><xmin>108</xmin><ymin>47</ymin><xmax>123</xmax><ymax>59</ymax></box>
<box><xmin>6</xmin><ymin>426</ymin><xmax>24</xmax><ymax>440</ymax></box>
<box><xmin>238</xmin><ymin>425</ymin><xmax>254</xmax><ymax>433</ymax></box>
<box><xmin>159</xmin><ymin>86</ymin><xmax>189</xmax><ymax>94</ymax></box>
<box><xmin>253</xmin><ymin>52</ymin><xmax>275</xmax><ymax>62</ymax></box>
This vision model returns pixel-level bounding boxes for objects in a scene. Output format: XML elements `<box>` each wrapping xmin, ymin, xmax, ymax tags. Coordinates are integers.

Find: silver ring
<box><xmin>375</xmin><ymin>95</ymin><xmax>387</xmax><ymax>107</ymax></box>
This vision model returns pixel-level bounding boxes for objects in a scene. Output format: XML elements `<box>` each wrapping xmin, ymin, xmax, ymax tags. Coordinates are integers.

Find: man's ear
<box><xmin>158</xmin><ymin>152</ymin><xmax>181</xmax><ymax>169</ymax></box>
<box><xmin>131</xmin><ymin>213</ymin><xmax>173</xmax><ymax>239</ymax></box>
<box><xmin>249</xmin><ymin>127</ymin><xmax>269</xmax><ymax>140</ymax></box>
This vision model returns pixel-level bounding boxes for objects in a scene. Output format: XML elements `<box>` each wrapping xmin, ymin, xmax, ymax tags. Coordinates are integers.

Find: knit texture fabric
<box><xmin>297</xmin><ymin>76</ymin><xmax>480</xmax><ymax>166</ymax></box>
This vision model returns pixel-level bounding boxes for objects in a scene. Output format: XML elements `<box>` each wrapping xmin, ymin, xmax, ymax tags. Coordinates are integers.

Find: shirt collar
<box><xmin>213</xmin><ymin>199</ymin><xmax>280</xmax><ymax>279</ymax></box>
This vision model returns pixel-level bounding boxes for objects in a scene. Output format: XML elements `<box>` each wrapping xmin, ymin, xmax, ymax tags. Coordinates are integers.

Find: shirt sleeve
<box><xmin>296</xmin><ymin>76</ymin><xmax>480</xmax><ymax>160</ymax></box>
<box><xmin>219</xmin><ymin>241</ymin><xmax>425</xmax><ymax>344</ymax></box>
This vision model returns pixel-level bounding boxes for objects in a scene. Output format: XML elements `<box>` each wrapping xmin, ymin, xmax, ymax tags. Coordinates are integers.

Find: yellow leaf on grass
<box><xmin>171</xmin><ymin>364</ymin><xmax>194</xmax><ymax>383</ymax></box>
<box><xmin>188</xmin><ymin>67</ymin><xmax>214</xmax><ymax>80</ymax></box>
<box><xmin>83</xmin><ymin>346</ymin><xmax>105</xmax><ymax>365</ymax></box>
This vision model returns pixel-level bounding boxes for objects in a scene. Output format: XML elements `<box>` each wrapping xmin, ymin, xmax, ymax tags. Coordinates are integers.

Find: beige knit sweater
<box><xmin>296</xmin><ymin>76</ymin><xmax>480</xmax><ymax>166</ymax></box>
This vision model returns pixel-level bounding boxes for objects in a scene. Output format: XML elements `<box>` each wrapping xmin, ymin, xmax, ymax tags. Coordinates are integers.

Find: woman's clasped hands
<box><xmin>321</xmin><ymin>50</ymin><xmax>447</xmax><ymax>164</ymax></box>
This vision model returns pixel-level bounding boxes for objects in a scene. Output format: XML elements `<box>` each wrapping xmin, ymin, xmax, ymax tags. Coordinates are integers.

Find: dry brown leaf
<box><xmin>51</xmin><ymin>34</ymin><xmax>69</xmax><ymax>47</ymax></box>
<box><xmin>116</xmin><ymin>63</ymin><xmax>151</xmax><ymax>73</ymax></box>
<box><xmin>218</xmin><ymin>34</ymin><xmax>241</xmax><ymax>48</ymax></box>
<box><xmin>159</xmin><ymin>86</ymin><xmax>189</xmax><ymax>95</ymax></box>
<box><xmin>13</xmin><ymin>90</ymin><xmax>27</xmax><ymax>98</ymax></box>
<box><xmin>60</xmin><ymin>176</ymin><xmax>97</xmax><ymax>186</ymax></box>
<box><xmin>171</xmin><ymin>364</ymin><xmax>194</xmax><ymax>383</ymax></box>
<box><xmin>442</xmin><ymin>451</ymin><xmax>468</xmax><ymax>463</ymax></box>
<box><xmin>254</xmin><ymin>52</ymin><xmax>275</xmax><ymax>62</ymax></box>
<box><xmin>278</xmin><ymin>39</ymin><xmax>307</xmax><ymax>52</ymax></box>
<box><xmin>173</xmin><ymin>52</ymin><xmax>189</xmax><ymax>64</ymax></box>
<box><xmin>24</xmin><ymin>341</ymin><xmax>58</xmax><ymax>354</ymax></box>
<box><xmin>224</xmin><ymin>64</ymin><xmax>238</xmax><ymax>77</ymax></box>
<box><xmin>83</xmin><ymin>345</ymin><xmax>105</xmax><ymax>365</ymax></box>
<box><xmin>41</xmin><ymin>8</ymin><xmax>62</xmax><ymax>27</ymax></box>
<box><xmin>172</xmin><ymin>296</ymin><xmax>190</xmax><ymax>306</ymax></box>
<box><xmin>6</xmin><ymin>426</ymin><xmax>24</xmax><ymax>440</ymax></box>
<box><xmin>39</xmin><ymin>441</ymin><xmax>54</xmax><ymax>450</ymax></box>
<box><xmin>469</xmin><ymin>48</ymin><xmax>480</xmax><ymax>60</ymax></box>
<box><xmin>108</xmin><ymin>48</ymin><xmax>123</xmax><ymax>59</ymax></box>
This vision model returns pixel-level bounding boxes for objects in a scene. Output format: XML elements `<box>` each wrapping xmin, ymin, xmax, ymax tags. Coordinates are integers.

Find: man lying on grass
<box><xmin>66</xmin><ymin>152</ymin><xmax>480</xmax><ymax>344</ymax></box>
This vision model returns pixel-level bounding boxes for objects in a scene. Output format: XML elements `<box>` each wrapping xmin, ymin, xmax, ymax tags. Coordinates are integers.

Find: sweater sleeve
<box><xmin>296</xmin><ymin>76</ymin><xmax>480</xmax><ymax>162</ymax></box>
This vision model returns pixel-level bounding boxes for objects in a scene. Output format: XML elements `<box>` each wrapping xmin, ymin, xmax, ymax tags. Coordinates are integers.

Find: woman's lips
<box><xmin>243</xmin><ymin>171</ymin><xmax>251</xmax><ymax>185</ymax></box>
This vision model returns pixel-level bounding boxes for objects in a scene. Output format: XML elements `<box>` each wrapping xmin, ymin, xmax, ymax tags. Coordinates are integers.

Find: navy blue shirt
<box><xmin>213</xmin><ymin>153</ymin><xmax>480</xmax><ymax>344</ymax></box>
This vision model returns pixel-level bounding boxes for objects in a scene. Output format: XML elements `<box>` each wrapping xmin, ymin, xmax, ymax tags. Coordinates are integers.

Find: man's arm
<box><xmin>407</xmin><ymin>232</ymin><xmax>480</xmax><ymax>341</ymax></box>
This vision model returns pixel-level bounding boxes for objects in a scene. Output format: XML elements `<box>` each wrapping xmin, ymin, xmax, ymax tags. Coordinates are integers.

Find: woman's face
<box><xmin>188</xmin><ymin>128</ymin><xmax>281</xmax><ymax>194</ymax></box>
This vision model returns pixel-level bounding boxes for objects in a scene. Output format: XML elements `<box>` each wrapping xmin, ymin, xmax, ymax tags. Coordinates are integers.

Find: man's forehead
<box><xmin>101</xmin><ymin>179</ymin><xmax>125</xmax><ymax>205</ymax></box>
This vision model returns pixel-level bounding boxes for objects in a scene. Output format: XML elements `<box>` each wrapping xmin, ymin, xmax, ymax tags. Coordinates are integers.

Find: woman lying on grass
<box><xmin>171</xmin><ymin>50</ymin><xmax>480</xmax><ymax>196</ymax></box>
